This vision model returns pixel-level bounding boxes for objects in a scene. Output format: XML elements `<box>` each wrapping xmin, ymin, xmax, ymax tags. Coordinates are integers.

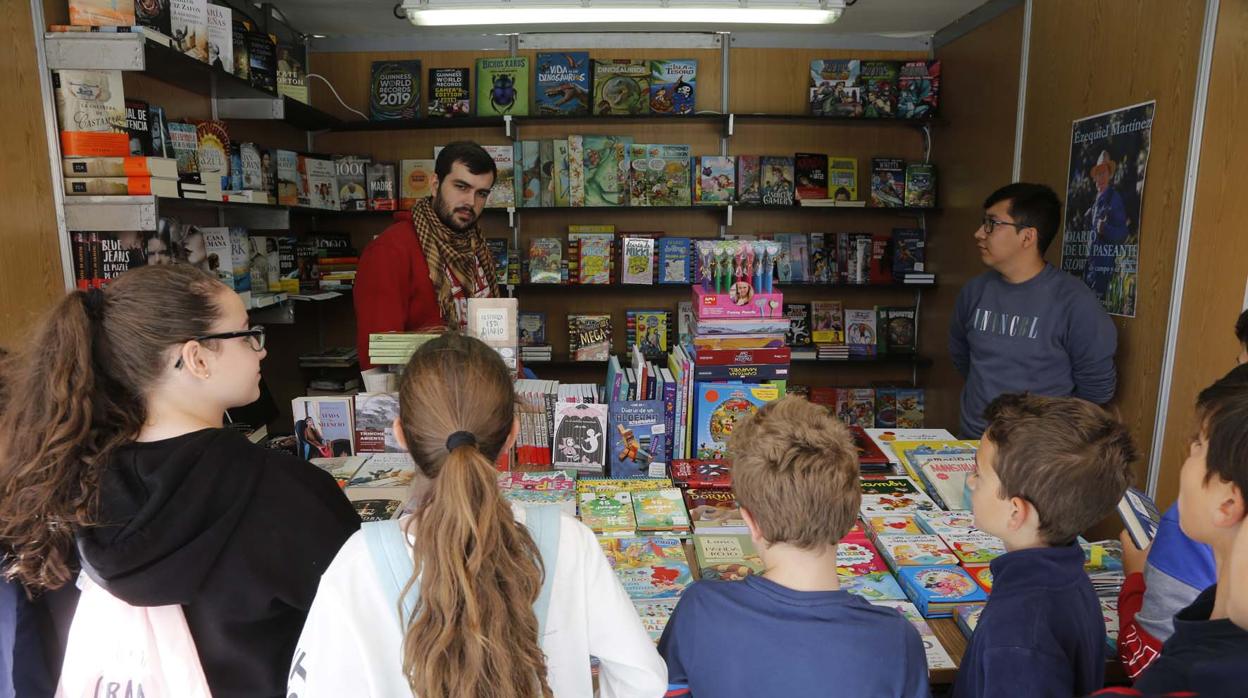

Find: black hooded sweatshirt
<box><xmin>77</xmin><ymin>428</ymin><xmax>359</xmax><ymax>697</ymax></box>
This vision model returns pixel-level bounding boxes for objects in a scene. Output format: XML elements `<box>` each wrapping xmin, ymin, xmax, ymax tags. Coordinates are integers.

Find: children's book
<box><xmin>876</xmin><ymin>534</ymin><xmax>959</xmax><ymax>570</ymax></box>
<box><xmin>942</xmin><ymin>531</ymin><xmax>1007</xmax><ymax>566</ymax></box>
<box><xmin>538</xmin><ymin>140</ymin><xmax>555</xmax><ymax>206</ymax></box>
<box><xmin>627</xmin><ymin>143</ymin><xmax>691</xmax><ymax>207</ymax></box>
<box><xmin>427</xmin><ymin>67</ymin><xmax>470</xmax><ymax>117</ymax></box>
<box><xmin>837</xmin><ymin>536</ymin><xmax>889</xmax><ymax>576</ymax></box>
<box><xmin>904</xmin><ymin>163</ymin><xmax>936</xmax><ymax>208</ymax></box>
<box><xmin>693</xmin><ymin>383</ymin><xmax>780</xmax><ymax>461</ymax></box>
<box><xmin>966</xmin><ymin>564</ymin><xmax>993</xmax><ymax>594</ymax></box>
<box><xmin>627</xmin><ymin>310</ymin><xmax>669</xmax><ymax>358</ymax></box>
<box><xmin>828</xmin><ymin>156</ymin><xmax>858</xmax><ymax>201</ymax></box>
<box><xmin>567</xmin><ymin>135</ymin><xmax>585</xmax><ymax>206</ymax></box>
<box><xmin>528</xmin><ymin>238</ymin><xmax>563</xmax><ymax>284</ymax></box>
<box><xmin>670</xmin><ymin>460</ymin><xmax>732</xmax><ymax>490</ymax></box>
<box><xmin>915</xmin><ymin>510</ymin><xmax>978</xmax><ymax>538</ymax></box>
<box><xmin>892</xmin><ymin>228</ymin><xmax>927</xmax><ymax>278</ymax></box>
<box><xmin>865</xmin><ymin>515</ymin><xmax>924</xmax><ymax>536</ymax></box>
<box><xmin>598</xmin><ymin>537</ymin><xmax>691</xmax><ymax>598</ymax></box>
<box><xmin>658</xmin><ymin>237</ymin><xmax>692</xmax><ymax>284</ymax></box>
<box><xmin>634</xmin><ymin>598</ymin><xmax>679</xmax><ymax>643</ymax></box>
<box><xmin>794</xmin><ymin>152</ymin><xmax>829</xmax><ymax>201</ymax></box>
<box><xmin>785</xmin><ymin>303</ymin><xmax>812</xmax><ymax>347</ymax></box>
<box><xmin>518</xmin><ymin>311</ymin><xmax>547</xmax><ymax>347</ymax></box>
<box><xmin>897</xmin><ymin>60</ymin><xmax>940</xmax><ymax>119</ymax></box>
<box><xmin>583</xmin><ymin>135</ymin><xmax>633</xmax><ymax>206</ymax></box>
<box><xmin>880</xmin><ymin>307</ymin><xmax>917</xmax><ymax>355</ymax></box>
<box><xmin>834</xmin><ymin>389</ymin><xmax>876</xmax><ymax>429</ymax></box>
<box><xmin>535</xmin><ymin>52</ymin><xmax>590</xmax><ymax>116</ymax></box>
<box><xmin>870</xmin><ymin>157</ymin><xmax>906</xmax><ymax>207</ymax></box>
<box><xmin>859</xmin><ymin>476</ymin><xmax>940</xmax><ymax>515</ymax></box>
<box><xmin>486</xmin><ymin>239</ymin><xmax>510</xmax><ymax>286</ymax></box>
<box><xmin>632</xmin><ymin>488</ymin><xmax>691</xmax><ymax>534</ymax></box>
<box><xmin>579</xmin><ymin>488</ymin><xmax>636</xmax><ymax>536</ymax></box>
<box><xmin>810</xmin><ymin>301</ymin><xmax>845</xmax><ymax>345</ymax></box>
<box><xmin>553</xmin><ymin>139</ymin><xmax>572</xmax><ymax>206</ymax></box>
<box><xmin>496</xmin><ymin>470</ymin><xmax>577</xmax><ymax>516</ymax></box>
<box><xmin>736</xmin><ymin>155</ymin><xmax>761</xmax><ymax>205</ymax></box>
<box><xmin>895</xmin><ymin>389</ymin><xmax>925</xmax><ymax>428</ymax></box>
<box><xmin>692</xmin><ymin>533</ymin><xmax>764</xmax><ymax>581</ymax></box>
<box><xmin>870</xmin><ymin>600</ymin><xmax>958</xmax><ymax>669</ymax></box>
<box><xmin>862</xmin><ymin>429</ymin><xmax>957</xmax><ymax>465</ymax></box>
<box><xmin>649</xmin><ymin>59</ymin><xmax>696</xmax><ymax>115</ymax></box>
<box><xmin>954</xmin><ymin>603</ymin><xmax>984</xmax><ymax>638</ymax></box>
<box><xmin>840</xmin><ymin>571</ymin><xmax>907</xmax><ymax>602</ymax></box>
<box><xmin>571</xmin><ymin>231</ymin><xmax>613</xmax><ymax>285</ymax></box>
<box><xmin>517</xmin><ymin>140</ymin><xmax>542</xmax><ymax>207</ymax></box>
<box><xmin>621</xmin><ymin>237</ymin><xmax>656</xmax><ymax>285</ymax></box>
<box><xmin>608</xmin><ymin>400</ymin><xmax>666</xmax><ymax>479</ymax></box>
<box><xmin>760</xmin><ymin>156</ymin><xmax>795</xmax><ymax>206</ymax></box>
<box><xmin>592</xmin><ymin>59</ymin><xmax>650</xmax><ymax>115</ymax></box>
<box><xmin>684</xmin><ymin>489</ymin><xmax>746</xmax><ymax>534</ymax></box>
<box><xmin>695</xmin><ymin>156</ymin><xmax>735</xmax><ymax>205</ymax></box>
<box><xmin>845</xmin><ymin>308</ymin><xmax>878</xmax><ymax>357</ymax></box>
<box><xmin>896</xmin><ymin>565</ymin><xmax>987</xmax><ymax>618</ymax></box>
<box><xmin>553</xmin><ymin>402</ymin><xmax>609</xmax><ymax>472</ymax></box>
<box><xmin>809</xmin><ymin>59</ymin><xmax>862</xmax><ymax>117</ymax></box>
<box><xmin>569</xmin><ymin>314</ymin><xmax>612</xmax><ymax>361</ymax></box>
<box><xmin>861</xmin><ymin>60</ymin><xmax>900</xmax><ymax>118</ymax></box>
<box><xmin>482</xmin><ymin>144</ymin><xmax>516</xmax><ymax>208</ymax></box>
<box><xmin>475</xmin><ymin>56</ymin><xmax>530</xmax><ymax>116</ymax></box>
<box><xmin>577</xmin><ymin>478</ymin><xmax>672</xmax><ymax>494</ymax></box>
<box><xmin>906</xmin><ymin>444</ymin><xmax>977</xmax><ymax>511</ymax></box>
<box><xmin>1118</xmin><ymin>486</ymin><xmax>1162</xmax><ymax>549</ymax></box>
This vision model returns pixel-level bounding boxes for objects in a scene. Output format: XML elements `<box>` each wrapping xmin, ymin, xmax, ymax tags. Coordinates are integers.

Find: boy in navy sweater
<box><xmin>952</xmin><ymin>393</ymin><xmax>1135</xmax><ymax>698</ymax></box>
<box><xmin>658</xmin><ymin>396</ymin><xmax>929</xmax><ymax>698</ymax></box>
<box><xmin>1130</xmin><ymin>364</ymin><xmax>1248</xmax><ymax>695</ymax></box>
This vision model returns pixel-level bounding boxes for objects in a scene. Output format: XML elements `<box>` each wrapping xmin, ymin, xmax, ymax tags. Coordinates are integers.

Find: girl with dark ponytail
<box><xmin>0</xmin><ymin>265</ymin><xmax>359</xmax><ymax>696</ymax></box>
<box><xmin>290</xmin><ymin>333</ymin><xmax>666</xmax><ymax>697</ymax></box>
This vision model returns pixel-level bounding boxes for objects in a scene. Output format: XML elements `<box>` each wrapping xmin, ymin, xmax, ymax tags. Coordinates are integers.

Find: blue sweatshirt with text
<box><xmin>949</xmin><ymin>264</ymin><xmax>1117</xmax><ymax>437</ymax></box>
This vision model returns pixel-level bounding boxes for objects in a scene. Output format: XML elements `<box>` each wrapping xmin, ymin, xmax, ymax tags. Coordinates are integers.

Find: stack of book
<box><xmin>298</xmin><ymin>346</ymin><xmax>359</xmax><ymax>369</ymax></box>
<box><xmin>367</xmin><ymin>333</ymin><xmax>438</xmax><ymax>366</ymax></box>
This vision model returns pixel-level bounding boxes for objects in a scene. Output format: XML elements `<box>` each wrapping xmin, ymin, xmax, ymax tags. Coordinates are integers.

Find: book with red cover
<box><xmin>693</xmin><ymin>347</ymin><xmax>791</xmax><ymax>366</ymax></box>
<box><xmin>851</xmin><ymin>425</ymin><xmax>892</xmax><ymax>473</ymax></box>
<box><xmin>837</xmin><ymin>526</ymin><xmax>889</xmax><ymax>576</ymax></box>
<box><xmin>670</xmin><ymin>460</ymin><xmax>732</xmax><ymax>490</ymax></box>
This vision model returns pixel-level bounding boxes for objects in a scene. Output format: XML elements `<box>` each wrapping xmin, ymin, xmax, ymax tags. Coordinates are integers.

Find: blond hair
<box><xmin>397</xmin><ymin>333</ymin><xmax>551</xmax><ymax>698</ymax></box>
<box><xmin>728</xmin><ymin>396</ymin><xmax>860</xmax><ymax>548</ymax></box>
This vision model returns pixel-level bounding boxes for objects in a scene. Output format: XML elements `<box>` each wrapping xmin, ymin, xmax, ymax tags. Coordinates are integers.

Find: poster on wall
<box><xmin>1060</xmin><ymin>101</ymin><xmax>1155</xmax><ymax>318</ymax></box>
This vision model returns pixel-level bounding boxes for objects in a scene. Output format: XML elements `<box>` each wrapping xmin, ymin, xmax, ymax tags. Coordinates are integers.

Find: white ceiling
<box><xmin>260</xmin><ymin>0</ymin><xmax>995</xmax><ymax>40</ymax></box>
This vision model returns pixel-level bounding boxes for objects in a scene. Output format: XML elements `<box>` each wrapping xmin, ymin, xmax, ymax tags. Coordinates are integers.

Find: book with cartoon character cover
<box><xmin>896</xmin><ymin>565</ymin><xmax>987</xmax><ymax>618</ymax></box>
<box><xmin>907</xmin><ymin>444</ymin><xmax>977</xmax><ymax>510</ymax></box>
<box><xmin>941</xmin><ymin>531</ymin><xmax>1007</xmax><ymax>566</ymax></box>
<box><xmin>670</xmin><ymin>460</ymin><xmax>732</xmax><ymax>490</ymax></box>
<box><xmin>845</xmin><ymin>308</ymin><xmax>878</xmax><ymax>357</ymax></box>
<box><xmin>694</xmin><ymin>156</ymin><xmax>734</xmax><ymax>205</ymax></box>
<box><xmin>915</xmin><ymin>510</ymin><xmax>978</xmax><ymax>538</ymax></box>
<box><xmin>592</xmin><ymin>59</ymin><xmax>649</xmax><ymax>115</ymax></box>
<box><xmin>608</xmin><ymin>399</ymin><xmax>666</xmax><ymax>479</ymax></box>
<box><xmin>496</xmin><ymin>470</ymin><xmax>577</xmax><ymax>516</ymax></box>
<box><xmin>599</xmin><ymin>537</ymin><xmax>691</xmax><ymax>599</ymax></box>
<box><xmin>632</xmin><ymin>488</ymin><xmax>690</xmax><ymax>535</ymax></box>
<box><xmin>862</xmin><ymin>60</ymin><xmax>900</xmax><ymax>118</ymax></box>
<box><xmin>837</xmin><ymin>534</ymin><xmax>889</xmax><ymax>576</ymax></box>
<box><xmin>692</xmin><ymin>533</ymin><xmax>764</xmax><ymax>581</ymax></box>
<box><xmin>897</xmin><ymin>60</ymin><xmax>940</xmax><ymax>119</ymax></box>
<box><xmin>870</xmin><ymin>157</ymin><xmax>906</xmax><ymax>207</ymax></box>
<box><xmin>809</xmin><ymin>59</ymin><xmax>862</xmax><ymax>117</ymax></box>
<box><xmin>760</xmin><ymin>156</ymin><xmax>795</xmax><ymax>206</ymax></box>
<box><xmin>876</xmin><ymin>534</ymin><xmax>959</xmax><ymax>571</ymax></box>
<box><xmin>693</xmin><ymin>382</ymin><xmax>779</xmax><ymax>461</ymax></box>
<box><xmin>859</xmin><ymin>475</ymin><xmax>940</xmax><ymax>515</ymax></box>
<box><xmin>841</xmin><ymin>571</ymin><xmax>907</xmax><ymax>601</ymax></box>
<box><xmin>658</xmin><ymin>237</ymin><xmax>692</xmax><ymax>284</ymax></box>
<box><xmin>904</xmin><ymin>163</ymin><xmax>936</xmax><ymax>208</ymax></box>
<box><xmin>579</xmin><ymin>488</ymin><xmax>636</xmax><ymax>536</ymax></box>
<box><xmin>536</xmin><ymin>52</ymin><xmax>590</xmax><ymax>116</ymax></box>
<box><xmin>553</xmin><ymin>402</ymin><xmax>608</xmax><ymax>473</ymax></box>
<box><xmin>865</xmin><ymin>514</ymin><xmax>924</xmax><ymax>537</ymax></box>
<box><xmin>649</xmin><ymin>59</ymin><xmax>696</xmax><ymax>115</ymax></box>
<box><xmin>684</xmin><ymin>489</ymin><xmax>746</xmax><ymax>533</ymax></box>
<box><xmin>634</xmin><ymin>598</ymin><xmax>679</xmax><ymax>642</ymax></box>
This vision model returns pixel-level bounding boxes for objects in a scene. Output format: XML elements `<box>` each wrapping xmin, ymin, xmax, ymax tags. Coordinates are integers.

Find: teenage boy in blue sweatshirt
<box><xmin>658</xmin><ymin>396</ymin><xmax>929</xmax><ymax>698</ymax></box>
<box><xmin>1130</xmin><ymin>364</ymin><xmax>1248</xmax><ymax>694</ymax></box>
<box><xmin>952</xmin><ymin>393</ymin><xmax>1135</xmax><ymax>698</ymax></box>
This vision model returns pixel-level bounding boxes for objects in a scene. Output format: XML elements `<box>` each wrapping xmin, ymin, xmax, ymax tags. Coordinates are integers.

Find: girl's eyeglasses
<box><xmin>174</xmin><ymin>326</ymin><xmax>266</xmax><ymax>369</ymax></box>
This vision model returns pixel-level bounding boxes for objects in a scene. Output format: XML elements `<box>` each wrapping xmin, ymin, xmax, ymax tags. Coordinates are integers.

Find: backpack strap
<box><xmin>362</xmin><ymin>519</ymin><xmax>418</xmax><ymax>623</ymax></box>
<box><xmin>362</xmin><ymin>506</ymin><xmax>562</xmax><ymax>636</ymax></box>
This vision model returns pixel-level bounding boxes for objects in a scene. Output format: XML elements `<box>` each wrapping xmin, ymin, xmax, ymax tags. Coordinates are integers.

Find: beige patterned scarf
<box><xmin>410</xmin><ymin>196</ymin><xmax>499</xmax><ymax>329</ymax></box>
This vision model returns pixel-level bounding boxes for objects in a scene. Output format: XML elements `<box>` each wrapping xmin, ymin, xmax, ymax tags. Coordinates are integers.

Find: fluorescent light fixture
<box><xmin>403</xmin><ymin>1</ymin><xmax>843</xmax><ymax>28</ymax></box>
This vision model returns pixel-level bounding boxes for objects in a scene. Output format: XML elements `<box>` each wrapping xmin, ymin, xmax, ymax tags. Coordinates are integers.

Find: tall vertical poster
<box><xmin>1060</xmin><ymin>101</ymin><xmax>1155</xmax><ymax>317</ymax></box>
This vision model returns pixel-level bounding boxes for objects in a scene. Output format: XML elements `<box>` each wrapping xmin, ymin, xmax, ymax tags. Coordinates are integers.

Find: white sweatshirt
<box><xmin>288</xmin><ymin>506</ymin><xmax>668</xmax><ymax>698</ymax></box>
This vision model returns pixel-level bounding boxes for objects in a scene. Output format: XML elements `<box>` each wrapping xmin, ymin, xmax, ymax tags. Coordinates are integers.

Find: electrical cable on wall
<box><xmin>306</xmin><ymin>74</ymin><xmax>369</xmax><ymax>119</ymax></box>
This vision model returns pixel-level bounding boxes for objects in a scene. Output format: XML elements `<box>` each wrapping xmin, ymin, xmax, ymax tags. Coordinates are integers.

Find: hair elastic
<box><xmin>83</xmin><ymin>287</ymin><xmax>106</xmax><ymax>314</ymax></box>
<box><xmin>445</xmin><ymin>430</ymin><xmax>477</xmax><ymax>452</ymax></box>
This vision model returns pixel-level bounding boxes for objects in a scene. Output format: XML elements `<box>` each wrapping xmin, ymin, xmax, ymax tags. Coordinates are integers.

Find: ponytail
<box><xmin>0</xmin><ymin>265</ymin><xmax>225</xmax><ymax>590</ymax></box>
<box><xmin>398</xmin><ymin>333</ymin><xmax>552</xmax><ymax>698</ymax></box>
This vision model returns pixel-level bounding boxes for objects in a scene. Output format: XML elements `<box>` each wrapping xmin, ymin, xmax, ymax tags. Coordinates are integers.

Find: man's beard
<box><xmin>433</xmin><ymin>193</ymin><xmax>478</xmax><ymax>232</ymax></box>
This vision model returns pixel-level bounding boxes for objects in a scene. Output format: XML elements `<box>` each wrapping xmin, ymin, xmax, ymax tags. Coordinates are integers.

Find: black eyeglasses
<box><xmin>175</xmin><ymin>326</ymin><xmax>266</xmax><ymax>369</ymax></box>
<box><xmin>981</xmin><ymin>216</ymin><xmax>1028</xmax><ymax>234</ymax></box>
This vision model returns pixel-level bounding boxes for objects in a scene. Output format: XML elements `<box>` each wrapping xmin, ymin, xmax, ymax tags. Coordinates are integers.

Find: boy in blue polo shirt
<box><xmin>658</xmin><ymin>396</ymin><xmax>928</xmax><ymax>697</ymax></box>
<box><xmin>953</xmin><ymin>393</ymin><xmax>1135</xmax><ymax>698</ymax></box>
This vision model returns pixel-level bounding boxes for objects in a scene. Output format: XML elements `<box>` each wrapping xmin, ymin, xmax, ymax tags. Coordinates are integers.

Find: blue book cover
<box><xmin>694</xmin><ymin>382</ymin><xmax>780</xmax><ymax>461</ymax></box>
<box><xmin>660</xmin><ymin>370</ymin><xmax>677</xmax><ymax>465</ymax></box>
<box><xmin>649</xmin><ymin>59</ymin><xmax>697</xmax><ymax>115</ymax></box>
<box><xmin>1118</xmin><ymin>487</ymin><xmax>1162</xmax><ymax>549</ymax></box>
<box><xmin>896</xmin><ymin>566</ymin><xmax>987</xmax><ymax>618</ymax></box>
<box><xmin>657</xmin><ymin>237</ymin><xmax>691</xmax><ymax>284</ymax></box>
<box><xmin>892</xmin><ymin>228</ymin><xmax>926</xmax><ymax>278</ymax></box>
<box><xmin>840</xmin><ymin>571</ymin><xmax>907</xmax><ymax>602</ymax></box>
<box><xmin>609</xmin><ymin>399</ymin><xmax>666</xmax><ymax>478</ymax></box>
<box><xmin>535</xmin><ymin>52</ymin><xmax>591</xmax><ymax>116</ymax></box>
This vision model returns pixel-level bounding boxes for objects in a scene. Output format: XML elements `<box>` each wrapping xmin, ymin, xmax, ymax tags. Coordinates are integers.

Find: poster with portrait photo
<box><xmin>1060</xmin><ymin>101</ymin><xmax>1155</xmax><ymax>317</ymax></box>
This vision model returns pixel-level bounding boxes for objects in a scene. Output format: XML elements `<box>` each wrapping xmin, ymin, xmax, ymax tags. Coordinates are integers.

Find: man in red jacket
<box><xmin>354</xmin><ymin>141</ymin><xmax>500</xmax><ymax>368</ymax></box>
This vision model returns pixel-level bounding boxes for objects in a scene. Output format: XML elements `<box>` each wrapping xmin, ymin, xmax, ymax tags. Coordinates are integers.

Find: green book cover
<box><xmin>583</xmin><ymin>135</ymin><xmax>633</xmax><ymax>207</ymax></box>
<box><xmin>593</xmin><ymin>59</ymin><xmax>650</xmax><ymax>115</ymax></box>
<box><xmin>578</xmin><ymin>489</ymin><xmax>635</xmax><ymax>535</ymax></box>
<box><xmin>631</xmin><ymin>488</ymin><xmax>690</xmax><ymax>532</ymax></box>
<box><xmin>475</xmin><ymin>56</ymin><xmax>530</xmax><ymax>116</ymax></box>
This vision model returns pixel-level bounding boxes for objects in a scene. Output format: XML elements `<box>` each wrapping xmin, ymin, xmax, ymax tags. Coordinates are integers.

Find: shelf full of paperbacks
<box><xmin>48</xmin><ymin>1</ymin><xmax>940</xmax><ymax>126</ymax></box>
<box><xmin>50</xmin><ymin>65</ymin><xmax>939</xmax><ymax>214</ymax></box>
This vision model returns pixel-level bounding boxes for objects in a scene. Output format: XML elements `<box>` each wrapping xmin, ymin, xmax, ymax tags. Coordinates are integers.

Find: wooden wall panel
<box><xmin>0</xmin><ymin>0</ymin><xmax>67</xmax><ymax>349</ymax></box>
<box><xmin>925</xmin><ymin>5</ymin><xmax>1026</xmax><ymax>434</ymax></box>
<box><xmin>1020</xmin><ymin>0</ymin><xmax>1203</xmax><ymax>488</ymax></box>
<box><xmin>1155</xmin><ymin>0</ymin><xmax>1248</xmax><ymax>507</ymax></box>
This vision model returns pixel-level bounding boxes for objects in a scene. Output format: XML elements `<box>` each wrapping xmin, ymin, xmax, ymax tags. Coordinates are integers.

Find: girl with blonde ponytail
<box><xmin>290</xmin><ymin>333</ymin><xmax>667</xmax><ymax>697</ymax></box>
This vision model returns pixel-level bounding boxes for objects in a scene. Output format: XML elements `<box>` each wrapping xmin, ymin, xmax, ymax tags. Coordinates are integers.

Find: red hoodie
<box><xmin>353</xmin><ymin>211</ymin><xmax>444</xmax><ymax>369</ymax></box>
